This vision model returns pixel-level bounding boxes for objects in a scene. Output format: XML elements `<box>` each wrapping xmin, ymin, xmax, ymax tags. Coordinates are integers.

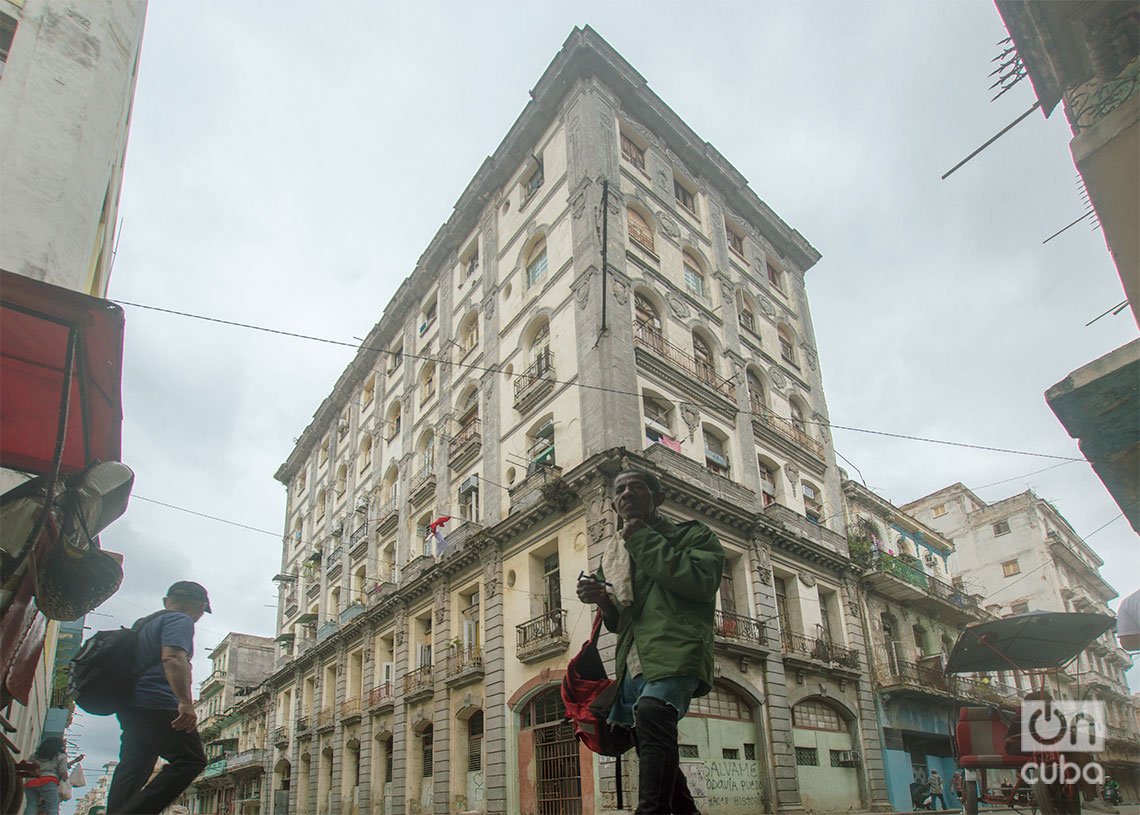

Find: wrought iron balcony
<box><xmin>295</xmin><ymin>715</ymin><xmax>311</xmax><ymax>734</ymax></box>
<box><xmin>445</xmin><ymin>646</ymin><xmax>484</xmax><ymax>687</ymax></box>
<box><xmin>514</xmin><ymin>349</ymin><xmax>556</xmax><ymax>413</ymax></box>
<box><xmin>202</xmin><ymin>758</ymin><xmax>229</xmax><ymax>779</ymax></box>
<box><xmin>367</xmin><ymin>682</ymin><xmax>394</xmax><ymax>710</ymax></box>
<box><xmin>305</xmin><ymin>581</ymin><xmax>320</xmax><ymax>600</ymax></box>
<box><xmin>376</xmin><ymin>499</ymin><xmax>399</xmax><ymax>534</ymax></box>
<box><xmin>861</xmin><ymin>552</ymin><xmax>980</xmax><ymax>622</ymax></box>
<box><xmin>713</xmin><ymin>610</ymin><xmax>768</xmax><ymax>652</ymax></box>
<box><xmin>751</xmin><ymin>409</ymin><xmax>824</xmax><ymax>460</ymax></box>
<box><xmin>450</xmin><ymin>419</ymin><xmax>482</xmax><ymax>470</ymax></box>
<box><xmin>272</xmin><ymin>726</ymin><xmax>289</xmax><ymax>747</ymax></box>
<box><xmin>227</xmin><ymin>749</ymin><xmax>267</xmax><ymax>772</ymax></box>
<box><xmin>410</xmin><ymin>464</ymin><xmax>436</xmax><ymax>505</ymax></box>
<box><xmin>404</xmin><ymin>665</ymin><xmax>434</xmax><ymax>701</ymax></box>
<box><xmin>348</xmin><ymin>521</ymin><xmax>369</xmax><ymax>558</ymax></box>
<box><xmin>632</xmin><ymin>322</ymin><xmax>735</xmax><ymax>401</ymax></box>
<box><xmin>516</xmin><ymin>608</ymin><xmax>569</xmax><ymax>663</ymax></box>
<box><xmin>339</xmin><ymin>602</ymin><xmax>365</xmax><ymax>625</ymax></box>
<box><xmin>781</xmin><ymin>631</ymin><xmax>859</xmax><ymax>670</ymax></box>
<box><xmin>875</xmin><ymin>658</ymin><xmax>956</xmax><ymax>696</ymax></box>
<box><xmin>956</xmin><ymin>675</ymin><xmax>1020</xmax><ymax>707</ymax></box>
<box><xmin>317</xmin><ymin>620</ymin><xmax>339</xmax><ymax>642</ymax></box>
<box><xmin>339</xmin><ymin>697</ymin><xmax>361</xmax><ymax>722</ymax></box>
<box><xmin>283</xmin><ymin>592</ymin><xmax>298</xmax><ymax>617</ymax></box>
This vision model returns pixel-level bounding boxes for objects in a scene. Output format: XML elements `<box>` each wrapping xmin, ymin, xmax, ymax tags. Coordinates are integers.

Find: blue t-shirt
<box><xmin>129</xmin><ymin>611</ymin><xmax>195</xmax><ymax>710</ymax></box>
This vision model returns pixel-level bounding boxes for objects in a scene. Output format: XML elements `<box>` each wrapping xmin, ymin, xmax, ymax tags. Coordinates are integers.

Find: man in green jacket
<box><xmin>577</xmin><ymin>469</ymin><xmax>724</xmax><ymax>814</ymax></box>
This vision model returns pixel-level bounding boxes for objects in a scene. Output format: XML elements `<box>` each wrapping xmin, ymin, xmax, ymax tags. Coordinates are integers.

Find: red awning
<box><xmin>0</xmin><ymin>270</ymin><xmax>125</xmax><ymax>476</ymax></box>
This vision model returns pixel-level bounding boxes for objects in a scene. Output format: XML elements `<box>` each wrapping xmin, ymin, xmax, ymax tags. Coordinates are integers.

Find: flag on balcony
<box><xmin>426</xmin><ymin>515</ymin><xmax>452</xmax><ymax>556</ymax></box>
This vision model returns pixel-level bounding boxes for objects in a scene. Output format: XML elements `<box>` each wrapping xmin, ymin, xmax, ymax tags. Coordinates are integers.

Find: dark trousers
<box><xmin>106</xmin><ymin>708</ymin><xmax>207</xmax><ymax>815</ymax></box>
<box><xmin>633</xmin><ymin>696</ymin><xmax>699</xmax><ymax>814</ymax></box>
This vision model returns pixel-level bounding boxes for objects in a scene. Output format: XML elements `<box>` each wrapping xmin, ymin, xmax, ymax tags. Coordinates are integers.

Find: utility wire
<box><xmin>114</xmin><ymin>299</ymin><xmax>1084</xmax><ymax>463</ymax></box>
<box><xmin>974</xmin><ymin>459</ymin><xmax>1079</xmax><ymax>490</ymax></box>
<box><xmin>134</xmin><ymin>495</ymin><xmax>282</xmax><ymax>538</ymax></box>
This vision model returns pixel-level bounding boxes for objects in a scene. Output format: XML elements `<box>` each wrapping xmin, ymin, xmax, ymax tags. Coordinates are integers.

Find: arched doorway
<box><xmin>272</xmin><ymin>758</ymin><xmax>291</xmax><ymax>815</ymax></box>
<box><xmin>791</xmin><ymin>697</ymin><xmax>860</xmax><ymax>811</ymax></box>
<box><xmin>519</xmin><ymin>686</ymin><xmax>582</xmax><ymax>814</ymax></box>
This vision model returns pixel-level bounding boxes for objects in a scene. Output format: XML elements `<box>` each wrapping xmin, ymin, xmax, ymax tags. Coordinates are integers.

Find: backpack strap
<box><xmin>588</xmin><ymin>609</ymin><xmax>606</xmax><ymax>646</ymax></box>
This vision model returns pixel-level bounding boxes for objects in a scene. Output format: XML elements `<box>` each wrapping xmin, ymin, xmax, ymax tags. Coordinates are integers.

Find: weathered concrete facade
<box><xmin>196</xmin><ymin>25</ymin><xmax>885</xmax><ymax>815</ymax></box>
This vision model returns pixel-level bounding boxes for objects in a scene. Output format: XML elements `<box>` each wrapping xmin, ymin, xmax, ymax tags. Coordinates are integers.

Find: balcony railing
<box><xmin>753</xmin><ymin>409</ymin><xmax>824</xmax><ymax>459</ymax></box>
<box><xmin>956</xmin><ymin>675</ymin><xmax>1020</xmax><ymax>707</ymax></box>
<box><xmin>714</xmin><ymin>610</ymin><xmax>767</xmax><ymax>648</ymax></box>
<box><xmin>283</xmin><ymin>592</ymin><xmax>298</xmax><ymax>616</ymax></box>
<box><xmin>876</xmin><ymin>658</ymin><xmax>956</xmax><ymax>695</ymax></box>
<box><xmin>865</xmin><ymin>553</ymin><xmax>980</xmax><ymax>614</ymax></box>
<box><xmin>514</xmin><ymin>349</ymin><xmax>556</xmax><ymax>411</ymax></box>
<box><xmin>445</xmin><ymin>646</ymin><xmax>484</xmax><ymax>682</ymax></box>
<box><xmin>339</xmin><ymin>697</ymin><xmax>361</xmax><ymax>721</ymax></box>
<box><xmin>404</xmin><ymin>665</ymin><xmax>434</xmax><ymax>697</ymax></box>
<box><xmin>517</xmin><ymin>608</ymin><xmax>569</xmax><ymax>662</ymax></box>
<box><xmin>202</xmin><ymin>758</ymin><xmax>229</xmax><ymax>779</ymax></box>
<box><xmin>367</xmin><ymin>682</ymin><xmax>393</xmax><ymax>709</ymax></box>
<box><xmin>781</xmin><ymin>631</ymin><xmax>859</xmax><ymax>669</ymax></box>
<box><xmin>272</xmin><ymin>726</ymin><xmax>289</xmax><ymax>746</ymax></box>
<box><xmin>339</xmin><ymin>602</ymin><xmax>365</xmax><ymax>625</ymax></box>
<box><xmin>316</xmin><ymin>707</ymin><xmax>335</xmax><ymax>731</ymax></box>
<box><xmin>317</xmin><ymin>620</ymin><xmax>339</xmax><ymax>642</ymax></box>
<box><xmin>349</xmin><ymin>520</ymin><xmax>368</xmax><ymax>547</ymax></box>
<box><xmin>305</xmin><ymin>581</ymin><xmax>320</xmax><ymax>599</ymax></box>
<box><xmin>376</xmin><ymin>499</ymin><xmax>399</xmax><ymax>533</ymax></box>
<box><xmin>295</xmin><ymin>715</ymin><xmax>311</xmax><ymax>733</ymax></box>
<box><xmin>633</xmin><ymin>323</ymin><xmax>735</xmax><ymax>401</ymax></box>
<box><xmin>201</xmin><ymin>669</ymin><xmax>228</xmax><ymax>689</ymax></box>
<box><xmin>450</xmin><ymin>420</ymin><xmax>482</xmax><ymax>469</ymax></box>
<box><xmin>410</xmin><ymin>464</ymin><xmax>436</xmax><ymax>505</ymax></box>
<box><xmin>228</xmin><ymin>749</ymin><xmax>267</xmax><ymax>772</ymax></box>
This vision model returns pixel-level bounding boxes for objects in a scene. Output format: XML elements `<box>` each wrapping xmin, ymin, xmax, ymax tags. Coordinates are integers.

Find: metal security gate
<box><xmin>536</xmin><ymin>719</ymin><xmax>582</xmax><ymax>815</ymax></box>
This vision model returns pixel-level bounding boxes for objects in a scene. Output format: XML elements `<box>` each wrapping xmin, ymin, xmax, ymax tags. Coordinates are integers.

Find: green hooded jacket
<box><xmin>600</xmin><ymin>514</ymin><xmax>725</xmax><ymax>697</ymax></box>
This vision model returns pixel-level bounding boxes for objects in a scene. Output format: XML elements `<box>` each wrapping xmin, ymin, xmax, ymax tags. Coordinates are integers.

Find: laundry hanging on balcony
<box><xmin>425</xmin><ymin>515</ymin><xmax>452</xmax><ymax>556</ymax></box>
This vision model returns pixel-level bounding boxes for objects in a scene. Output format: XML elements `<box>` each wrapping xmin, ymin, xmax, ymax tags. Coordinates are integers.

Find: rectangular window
<box><xmin>674</xmin><ymin>178</ymin><xmax>697</xmax><ymax>215</ymax></box>
<box><xmin>931</xmin><ymin>503</ymin><xmax>947</xmax><ymax>518</ymax></box>
<box><xmin>795</xmin><ymin>747</ymin><xmax>819</xmax><ymax>766</ymax></box>
<box><xmin>678</xmin><ymin>744</ymin><xmax>699</xmax><ymax>759</ymax></box>
<box><xmin>422</xmin><ymin>733</ymin><xmax>433</xmax><ymax>777</ymax></box>
<box><xmin>543</xmin><ymin>553</ymin><xmax>561</xmax><ymax>614</ymax></box>
<box><xmin>1002</xmin><ymin>559</ymin><xmax>1020</xmax><ymax>577</ymax></box>
<box><xmin>0</xmin><ymin>13</ymin><xmax>15</xmax><ymax>75</ymax></box>
<box><xmin>522</xmin><ymin>155</ymin><xmax>544</xmax><ymax>203</ymax></box>
<box><xmin>620</xmin><ymin>133</ymin><xmax>646</xmax><ymax>171</ymax></box>
<box><xmin>723</xmin><ymin>748</ymin><xmax>740</xmax><ymax>760</ymax></box>
<box><xmin>1010</xmin><ymin>600</ymin><xmax>1029</xmax><ymax>615</ymax></box>
<box><xmin>389</xmin><ymin>345</ymin><xmax>403</xmax><ymax>372</ymax></box>
<box><xmin>767</xmin><ymin>261</ymin><xmax>784</xmax><ymax>291</ymax></box>
<box><xmin>993</xmin><ymin>520</ymin><xmax>1011</xmax><ymax>536</ymax></box>
<box><xmin>465</xmin><ymin>250</ymin><xmax>479</xmax><ymax>280</ymax></box>
<box><xmin>744</xmin><ymin>743</ymin><xmax>756</xmax><ymax>761</ymax></box>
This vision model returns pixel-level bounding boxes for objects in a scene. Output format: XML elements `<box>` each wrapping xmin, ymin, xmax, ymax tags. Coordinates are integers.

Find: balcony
<box><xmin>317</xmin><ymin>620</ymin><xmax>339</xmax><ymax>642</ymax></box>
<box><xmin>450</xmin><ymin>420</ymin><xmax>482</xmax><ymax>471</ymax></box>
<box><xmin>956</xmin><ymin>675</ymin><xmax>1020</xmax><ymax>708</ymax></box>
<box><xmin>295</xmin><ymin>715</ymin><xmax>311</xmax><ymax>735</ymax></box>
<box><xmin>339</xmin><ymin>697</ymin><xmax>361</xmax><ymax>723</ymax></box>
<box><xmin>763</xmin><ymin>503</ymin><xmax>847</xmax><ymax>554</ymax></box>
<box><xmin>228</xmin><ymin>749</ymin><xmax>267</xmax><ymax>772</ymax></box>
<box><xmin>272</xmin><ymin>726</ymin><xmax>289</xmax><ymax>748</ymax></box>
<box><xmin>514</xmin><ymin>349</ymin><xmax>556</xmax><ymax>413</ymax></box>
<box><xmin>751</xmin><ymin>409</ymin><xmax>824</xmax><ymax>461</ymax></box>
<box><xmin>367</xmin><ymin>682</ymin><xmax>394</xmax><ymax>711</ymax></box>
<box><xmin>315</xmin><ymin>706</ymin><xmax>335</xmax><ymax>732</ymax></box>
<box><xmin>305</xmin><ymin>581</ymin><xmax>320</xmax><ymax>600</ymax></box>
<box><xmin>409</xmin><ymin>464</ymin><xmax>436</xmax><ymax>506</ymax></box>
<box><xmin>349</xmin><ymin>520</ymin><xmax>369</xmax><ymax>558</ymax></box>
<box><xmin>1046</xmin><ymin>535</ymin><xmax>1115</xmax><ymax>601</ymax></box>
<box><xmin>861</xmin><ymin>552</ymin><xmax>981</xmax><ymax>623</ymax></box>
<box><xmin>201</xmin><ymin>669</ymin><xmax>228</xmax><ymax>692</ymax></box>
<box><xmin>875</xmin><ymin>658</ymin><xmax>957</xmax><ymax>698</ymax></box>
<box><xmin>713</xmin><ymin>610</ymin><xmax>769</xmax><ymax>657</ymax></box>
<box><xmin>202</xmin><ymin>758</ymin><xmax>229</xmax><ymax>779</ymax></box>
<box><xmin>781</xmin><ymin>631</ymin><xmax>860</xmax><ymax>671</ymax></box>
<box><xmin>376</xmin><ymin>499</ymin><xmax>399</xmax><ymax>535</ymax></box>
<box><xmin>632</xmin><ymin>323</ymin><xmax>735</xmax><ymax>403</ymax></box>
<box><xmin>404</xmin><ymin>665</ymin><xmax>434</xmax><ymax>702</ymax></box>
<box><xmin>339</xmin><ymin>602</ymin><xmax>365</xmax><ymax>626</ymax></box>
<box><xmin>517</xmin><ymin>609</ymin><xmax>570</xmax><ymax>663</ymax></box>
<box><xmin>283</xmin><ymin>593</ymin><xmax>298</xmax><ymax>618</ymax></box>
<box><xmin>445</xmin><ymin>646</ymin><xmax>484</xmax><ymax>688</ymax></box>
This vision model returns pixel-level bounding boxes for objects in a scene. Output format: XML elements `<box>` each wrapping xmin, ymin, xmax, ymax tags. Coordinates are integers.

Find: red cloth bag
<box><xmin>561</xmin><ymin>610</ymin><xmax>634</xmax><ymax>756</ymax></box>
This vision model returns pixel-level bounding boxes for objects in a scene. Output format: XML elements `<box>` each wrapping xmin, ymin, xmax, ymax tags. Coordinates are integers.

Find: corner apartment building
<box><xmin>844</xmin><ymin>480</ymin><xmax>1004</xmax><ymax>811</ymax></box>
<box><xmin>0</xmin><ymin>0</ymin><xmax>147</xmax><ymax>762</ymax></box>
<box><xmin>904</xmin><ymin>483</ymin><xmax>1139</xmax><ymax>798</ymax></box>
<box><xmin>258</xmin><ymin>25</ymin><xmax>890</xmax><ymax>815</ymax></box>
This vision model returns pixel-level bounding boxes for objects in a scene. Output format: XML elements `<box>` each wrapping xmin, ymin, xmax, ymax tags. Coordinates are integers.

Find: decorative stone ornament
<box><xmin>666</xmin><ymin>293</ymin><xmax>690</xmax><ymax>319</ymax></box>
<box><xmin>680</xmin><ymin>403</ymin><xmax>700</xmax><ymax>441</ymax></box>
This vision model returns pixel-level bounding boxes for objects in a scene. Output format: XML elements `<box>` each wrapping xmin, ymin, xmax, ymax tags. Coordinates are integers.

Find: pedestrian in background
<box><xmin>929</xmin><ymin>769</ymin><xmax>947</xmax><ymax>810</ymax></box>
<box><xmin>22</xmin><ymin>737</ymin><xmax>81</xmax><ymax>815</ymax></box>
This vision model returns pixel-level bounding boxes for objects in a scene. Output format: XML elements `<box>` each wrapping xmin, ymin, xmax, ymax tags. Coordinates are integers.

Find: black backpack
<box><xmin>69</xmin><ymin>611</ymin><xmax>170</xmax><ymax>715</ymax></box>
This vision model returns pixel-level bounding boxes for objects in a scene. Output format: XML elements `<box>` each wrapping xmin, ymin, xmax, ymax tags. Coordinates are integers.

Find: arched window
<box><xmin>420</xmin><ymin>362</ymin><xmax>436</xmax><ymax>404</ymax></box>
<box><xmin>527</xmin><ymin>417</ymin><xmax>556</xmax><ymax>472</ymax></box>
<box><xmin>417</xmin><ymin>431</ymin><xmax>435</xmax><ymax>474</ymax></box>
<box><xmin>802</xmin><ymin>481</ymin><xmax>822</xmax><ymax>524</ymax></box>
<box><xmin>457</xmin><ymin>386</ymin><xmax>479</xmax><ymax>426</ymax></box>
<box><xmin>703</xmin><ymin>425</ymin><xmax>730</xmax><ymax>477</ymax></box>
<box><xmin>627</xmin><ymin>207</ymin><xmax>655</xmax><ymax>253</ymax></box>
<box><xmin>386</xmin><ymin>401</ymin><xmax>402</xmax><ymax>442</ymax></box>
<box><xmin>635</xmin><ymin>293</ymin><xmax>661</xmax><ymax>331</ymax></box>
<box><xmin>683</xmin><ymin>252</ymin><xmax>705</xmax><ymax>298</ymax></box>
<box><xmin>295</xmin><ymin>471</ymin><xmax>307</xmax><ymax>496</ymax></box>
<box><xmin>316</xmin><ymin>487</ymin><xmax>327</xmax><ymax>520</ymax></box>
<box><xmin>778</xmin><ymin>325</ymin><xmax>797</xmax><ymax>366</ymax></box>
<box><xmin>459</xmin><ymin>312</ymin><xmax>479</xmax><ymax>354</ymax></box>
<box><xmin>688</xmin><ymin>683</ymin><xmax>752</xmax><ymax>720</ymax></box>
<box><xmin>757</xmin><ymin>456</ymin><xmax>778</xmax><ymax>508</ymax></box>
<box><xmin>693</xmin><ymin>332</ymin><xmax>715</xmax><ymax>384</ymax></box>
<box><xmin>790</xmin><ymin>401</ymin><xmax>807</xmax><ymax>433</ymax></box>
<box><xmin>793</xmin><ymin>699</ymin><xmax>844</xmax><ymax>731</ymax></box>
<box><xmin>335</xmin><ymin>463</ymin><xmax>348</xmax><ymax>497</ymax></box>
<box><xmin>747</xmin><ymin>372</ymin><xmax>765</xmax><ymax>414</ymax></box>
<box><xmin>525</xmin><ymin>241</ymin><xmax>548</xmax><ymax>288</ymax></box>
<box><xmin>767</xmin><ymin>260</ymin><xmax>785</xmax><ymax>292</ymax></box>
<box><xmin>382</xmin><ymin>466</ymin><xmax>398</xmax><ymax>504</ymax></box>
<box><xmin>737</xmin><ymin>290</ymin><xmax>756</xmax><ymax>334</ymax></box>
<box><xmin>358</xmin><ymin>435</ymin><xmax>373</xmax><ymax>475</ymax></box>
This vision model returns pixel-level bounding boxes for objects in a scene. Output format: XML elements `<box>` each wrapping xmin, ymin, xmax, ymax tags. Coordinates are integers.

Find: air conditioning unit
<box><xmin>459</xmin><ymin>475</ymin><xmax>479</xmax><ymax>495</ymax></box>
<box><xmin>834</xmin><ymin>750</ymin><xmax>859</xmax><ymax>767</ymax></box>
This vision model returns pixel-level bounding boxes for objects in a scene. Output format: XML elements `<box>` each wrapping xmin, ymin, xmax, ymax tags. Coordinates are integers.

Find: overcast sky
<box><xmin>62</xmin><ymin>0</ymin><xmax>1138</xmax><ymax>796</ymax></box>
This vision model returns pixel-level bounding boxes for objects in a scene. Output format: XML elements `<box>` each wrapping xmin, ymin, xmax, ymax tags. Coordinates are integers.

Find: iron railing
<box><xmin>781</xmin><ymin>631</ymin><xmax>859</xmax><ymax>669</ymax></box>
<box><xmin>632</xmin><ymin>323</ymin><xmax>735</xmax><ymax>400</ymax></box>
<box><xmin>516</xmin><ymin>608</ymin><xmax>567</xmax><ymax>659</ymax></box>
<box><xmin>446</xmin><ymin>646</ymin><xmax>484</xmax><ymax>677</ymax></box>
<box><xmin>404</xmin><ymin>665</ymin><xmax>433</xmax><ymax>696</ymax></box>
<box><xmin>272</xmin><ymin>726</ymin><xmax>289</xmax><ymax>745</ymax></box>
<box><xmin>876</xmin><ymin>658</ymin><xmax>955</xmax><ymax>694</ymax></box>
<box><xmin>340</xmin><ymin>697</ymin><xmax>361</xmax><ymax>720</ymax></box>
<box><xmin>367</xmin><ymin>683</ymin><xmax>393</xmax><ymax>709</ymax></box>
<box><xmin>754</xmin><ymin>410</ymin><xmax>824</xmax><ymax>459</ymax></box>
<box><xmin>514</xmin><ymin>349</ymin><xmax>555</xmax><ymax>402</ymax></box>
<box><xmin>714</xmin><ymin>610</ymin><xmax>767</xmax><ymax>647</ymax></box>
<box><xmin>316</xmin><ymin>707</ymin><xmax>335</xmax><ymax>730</ymax></box>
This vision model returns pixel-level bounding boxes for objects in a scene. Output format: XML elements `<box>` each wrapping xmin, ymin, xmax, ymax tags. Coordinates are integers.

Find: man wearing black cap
<box><xmin>107</xmin><ymin>581</ymin><xmax>212</xmax><ymax>814</ymax></box>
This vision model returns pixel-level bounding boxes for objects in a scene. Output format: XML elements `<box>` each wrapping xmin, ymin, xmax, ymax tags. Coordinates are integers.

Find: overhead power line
<box><xmin>114</xmin><ymin>299</ymin><xmax>1084</xmax><ymax>464</ymax></box>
